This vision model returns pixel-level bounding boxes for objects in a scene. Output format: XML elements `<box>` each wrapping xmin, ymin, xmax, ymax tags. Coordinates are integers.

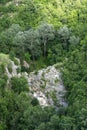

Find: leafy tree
<box><xmin>0</xmin><ymin>15</ymin><xmax>11</xmax><ymax>32</ymax></box>
<box><xmin>0</xmin><ymin>24</ymin><xmax>21</xmax><ymax>53</ymax></box>
<box><xmin>49</xmin><ymin>115</ymin><xmax>60</xmax><ymax>130</ymax></box>
<box><xmin>13</xmin><ymin>31</ymin><xmax>26</xmax><ymax>56</ymax></box>
<box><xmin>11</xmin><ymin>76</ymin><xmax>29</xmax><ymax>94</ymax></box>
<box><xmin>0</xmin><ymin>0</ymin><xmax>13</xmax><ymax>4</ymax></box>
<box><xmin>14</xmin><ymin>29</ymin><xmax>41</xmax><ymax>60</ymax></box>
<box><xmin>59</xmin><ymin>116</ymin><xmax>75</xmax><ymax>130</ymax></box>
<box><xmin>35</xmin><ymin>123</ymin><xmax>46</xmax><ymax>130</ymax></box>
<box><xmin>0</xmin><ymin>0</ymin><xmax>87</xmax><ymax>129</ymax></box>
<box><xmin>48</xmin><ymin>44</ymin><xmax>63</xmax><ymax>64</ymax></box>
<box><xmin>69</xmin><ymin>36</ymin><xmax>80</xmax><ymax>45</ymax></box>
<box><xmin>24</xmin><ymin>29</ymin><xmax>41</xmax><ymax>60</ymax></box>
<box><xmin>31</xmin><ymin>97</ymin><xmax>39</xmax><ymax>106</ymax></box>
<box><xmin>69</xmin><ymin>36</ymin><xmax>80</xmax><ymax>51</ymax></box>
<box><xmin>58</xmin><ymin>26</ymin><xmax>71</xmax><ymax>50</ymax></box>
<box><xmin>24</xmin><ymin>52</ymin><xmax>31</xmax><ymax>63</ymax></box>
<box><xmin>37</xmin><ymin>23</ymin><xmax>55</xmax><ymax>56</ymax></box>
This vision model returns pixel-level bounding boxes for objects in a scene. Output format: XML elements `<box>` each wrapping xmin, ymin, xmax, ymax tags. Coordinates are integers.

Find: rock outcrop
<box><xmin>5</xmin><ymin>59</ymin><xmax>67</xmax><ymax>108</ymax></box>
<box><xmin>28</xmin><ymin>66</ymin><xmax>67</xmax><ymax>107</ymax></box>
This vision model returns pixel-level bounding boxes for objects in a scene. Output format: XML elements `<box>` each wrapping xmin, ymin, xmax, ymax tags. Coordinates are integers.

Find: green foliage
<box><xmin>0</xmin><ymin>63</ymin><xmax>8</xmax><ymax>96</ymax></box>
<box><xmin>47</xmin><ymin>44</ymin><xmax>64</xmax><ymax>64</ymax></box>
<box><xmin>24</xmin><ymin>52</ymin><xmax>31</xmax><ymax>63</ymax></box>
<box><xmin>13</xmin><ymin>28</ymin><xmax>41</xmax><ymax>60</ymax></box>
<box><xmin>11</xmin><ymin>76</ymin><xmax>29</xmax><ymax>94</ymax></box>
<box><xmin>0</xmin><ymin>15</ymin><xmax>11</xmax><ymax>32</ymax></box>
<box><xmin>0</xmin><ymin>24</ymin><xmax>21</xmax><ymax>53</ymax></box>
<box><xmin>9</xmin><ymin>51</ymin><xmax>15</xmax><ymax>60</ymax></box>
<box><xmin>50</xmin><ymin>91</ymin><xmax>58</xmax><ymax>105</ymax></box>
<box><xmin>59</xmin><ymin>116</ymin><xmax>75</xmax><ymax>130</ymax></box>
<box><xmin>37</xmin><ymin>22</ymin><xmax>55</xmax><ymax>56</ymax></box>
<box><xmin>0</xmin><ymin>53</ymin><xmax>10</xmax><ymax>65</ymax></box>
<box><xmin>13</xmin><ymin>58</ymin><xmax>19</xmax><ymax>65</ymax></box>
<box><xmin>0</xmin><ymin>0</ymin><xmax>87</xmax><ymax>129</ymax></box>
<box><xmin>0</xmin><ymin>0</ymin><xmax>13</xmax><ymax>4</ymax></box>
<box><xmin>7</xmin><ymin>63</ymin><xmax>12</xmax><ymax>73</ymax></box>
<box><xmin>58</xmin><ymin>26</ymin><xmax>71</xmax><ymax>50</ymax></box>
<box><xmin>35</xmin><ymin>123</ymin><xmax>46</xmax><ymax>130</ymax></box>
<box><xmin>31</xmin><ymin>97</ymin><xmax>39</xmax><ymax>106</ymax></box>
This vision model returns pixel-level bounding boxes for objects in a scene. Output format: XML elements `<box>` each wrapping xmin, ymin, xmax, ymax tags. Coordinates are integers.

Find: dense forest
<box><xmin>0</xmin><ymin>0</ymin><xmax>87</xmax><ymax>129</ymax></box>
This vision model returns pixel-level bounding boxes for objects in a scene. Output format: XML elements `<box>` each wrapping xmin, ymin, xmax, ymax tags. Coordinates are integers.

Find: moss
<box><xmin>41</xmin><ymin>77</ymin><xmax>45</xmax><ymax>82</ymax></box>
<box><xmin>42</xmin><ymin>72</ymin><xmax>45</xmax><ymax>77</ymax></box>
<box><xmin>40</xmin><ymin>84</ymin><xmax>46</xmax><ymax>89</ymax></box>
<box><xmin>40</xmin><ymin>77</ymin><xmax>47</xmax><ymax>89</ymax></box>
<box><xmin>46</xmin><ymin>68</ymin><xmax>50</xmax><ymax>73</ymax></box>
<box><xmin>34</xmin><ymin>70</ymin><xmax>38</xmax><ymax>75</ymax></box>
<box><xmin>46</xmin><ymin>92</ymin><xmax>49</xmax><ymax>98</ymax></box>
<box><xmin>0</xmin><ymin>53</ymin><xmax>10</xmax><ymax>65</ymax></box>
<box><xmin>55</xmin><ymin>78</ymin><xmax>59</xmax><ymax>83</ymax></box>
<box><xmin>54</xmin><ymin>63</ymin><xmax>63</xmax><ymax>69</ymax></box>
<box><xmin>50</xmin><ymin>91</ymin><xmax>58</xmax><ymax>105</ymax></box>
<box><xmin>31</xmin><ymin>97</ymin><xmax>39</xmax><ymax>106</ymax></box>
<box><xmin>0</xmin><ymin>63</ymin><xmax>5</xmax><ymax>74</ymax></box>
<box><xmin>16</xmin><ymin>67</ymin><xmax>21</xmax><ymax>73</ymax></box>
<box><xmin>13</xmin><ymin>58</ymin><xmax>19</xmax><ymax>65</ymax></box>
<box><xmin>7</xmin><ymin>63</ymin><xmax>12</xmax><ymax>73</ymax></box>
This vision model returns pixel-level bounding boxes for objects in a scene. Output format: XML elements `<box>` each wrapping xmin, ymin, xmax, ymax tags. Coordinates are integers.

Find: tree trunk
<box><xmin>44</xmin><ymin>40</ymin><xmax>46</xmax><ymax>57</ymax></box>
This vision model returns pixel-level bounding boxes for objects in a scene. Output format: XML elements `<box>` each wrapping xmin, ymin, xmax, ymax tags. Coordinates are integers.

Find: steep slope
<box><xmin>3</xmin><ymin>55</ymin><xmax>67</xmax><ymax>108</ymax></box>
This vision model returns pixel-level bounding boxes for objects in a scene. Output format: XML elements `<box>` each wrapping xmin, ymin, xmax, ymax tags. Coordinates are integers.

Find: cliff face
<box><xmin>5</xmin><ymin>59</ymin><xmax>67</xmax><ymax>108</ymax></box>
